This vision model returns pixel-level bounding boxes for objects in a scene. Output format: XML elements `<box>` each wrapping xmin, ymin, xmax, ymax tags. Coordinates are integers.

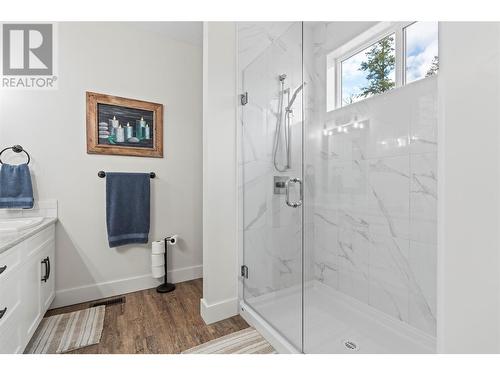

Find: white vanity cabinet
<box><xmin>0</xmin><ymin>223</ymin><xmax>56</xmax><ymax>354</ymax></box>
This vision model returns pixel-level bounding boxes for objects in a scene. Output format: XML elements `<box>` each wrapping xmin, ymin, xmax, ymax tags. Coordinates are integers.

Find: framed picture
<box><xmin>86</xmin><ymin>92</ymin><xmax>163</xmax><ymax>157</ymax></box>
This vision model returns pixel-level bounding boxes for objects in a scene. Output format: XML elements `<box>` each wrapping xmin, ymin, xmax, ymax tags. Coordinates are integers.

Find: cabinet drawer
<box><xmin>0</xmin><ymin>276</ymin><xmax>21</xmax><ymax>353</ymax></box>
<box><xmin>0</xmin><ymin>272</ymin><xmax>21</xmax><ymax>331</ymax></box>
<box><xmin>0</xmin><ymin>243</ymin><xmax>22</xmax><ymax>284</ymax></box>
<box><xmin>0</xmin><ymin>312</ymin><xmax>21</xmax><ymax>354</ymax></box>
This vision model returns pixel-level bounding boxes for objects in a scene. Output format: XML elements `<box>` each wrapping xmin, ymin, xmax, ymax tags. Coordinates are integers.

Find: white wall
<box><xmin>438</xmin><ymin>22</ymin><xmax>500</xmax><ymax>353</ymax></box>
<box><xmin>201</xmin><ymin>22</ymin><xmax>239</xmax><ymax>324</ymax></box>
<box><xmin>0</xmin><ymin>22</ymin><xmax>203</xmax><ymax>307</ymax></box>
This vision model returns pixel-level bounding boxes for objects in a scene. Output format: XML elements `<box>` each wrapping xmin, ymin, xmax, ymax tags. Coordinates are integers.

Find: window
<box><xmin>327</xmin><ymin>22</ymin><xmax>438</xmax><ymax>111</ymax></box>
<box><xmin>341</xmin><ymin>34</ymin><xmax>396</xmax><ymax>106</ymax></box>
<box><xmin>405</xmin><ymin>22</ymin><xmax>439</xmax><ymax>83</ymax></box>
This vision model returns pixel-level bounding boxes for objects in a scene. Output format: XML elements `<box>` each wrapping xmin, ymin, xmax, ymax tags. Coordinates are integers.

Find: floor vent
<box><xmin>343</xmin><ymin>340</ymin><xmax>359</xmax><ymax>351</ymax></box>
<box><xmin>90</xmin><ymin>296</ymin><xmax>125</xmax><ymax>307</ymax></box>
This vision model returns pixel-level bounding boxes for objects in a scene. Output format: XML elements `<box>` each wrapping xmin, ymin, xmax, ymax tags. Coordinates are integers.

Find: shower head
<box><xmin>286</xmin><ymin>82</ymin><xmax>306</xmax><ymax>111</ymax></box>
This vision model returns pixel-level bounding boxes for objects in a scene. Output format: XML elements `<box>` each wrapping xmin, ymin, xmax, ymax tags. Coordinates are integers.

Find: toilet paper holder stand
<box><xmin>156</xmin><ymin>236</ymin><xmax>177</xmax><ymax>294</ymax></box>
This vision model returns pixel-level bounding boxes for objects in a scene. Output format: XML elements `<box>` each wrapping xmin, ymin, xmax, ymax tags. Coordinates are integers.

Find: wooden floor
<box><xmin>46</xmin><ymin>279</ymin><xmax>249</xmax><ymax>354</ymax></box>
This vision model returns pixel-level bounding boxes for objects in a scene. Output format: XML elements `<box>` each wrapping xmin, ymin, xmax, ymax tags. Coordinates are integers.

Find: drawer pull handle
<box><xmin>0</xmin><ymin>265</ymin><xmax>6</xmax><ymax>275</ymax></box>
<box><xmin>0</xmin><ymin>307</ymin><xmax>6</xmax><ymax>320</ymax></box>
<box><xmin>41</xmin><ymin>257</ymin><xmax>50</xmax><ymax>282</ymax></box>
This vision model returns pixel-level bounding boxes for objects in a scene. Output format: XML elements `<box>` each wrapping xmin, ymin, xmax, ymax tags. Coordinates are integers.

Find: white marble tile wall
<box><xmin>238</xmin><ymin>22</ymin><xmax>294</xmax><ymax>71</ymax></box>
<box><xmin>308</xmin><ymin>69</ymin><xmax>438</xmax><ymax>336</ymax></box>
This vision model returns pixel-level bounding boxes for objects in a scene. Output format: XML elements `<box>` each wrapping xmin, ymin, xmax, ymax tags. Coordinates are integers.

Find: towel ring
<box><xmin>0</xmin><ymin>145</ymin><xmax>30</xmax><ymax>165</ymax></box>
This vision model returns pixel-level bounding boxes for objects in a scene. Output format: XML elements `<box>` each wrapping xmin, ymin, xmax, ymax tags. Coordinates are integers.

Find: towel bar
<box><xmin>98</xmin><ymin>171</ymin><xmax>156</xmax><ymax>178</ymax></box>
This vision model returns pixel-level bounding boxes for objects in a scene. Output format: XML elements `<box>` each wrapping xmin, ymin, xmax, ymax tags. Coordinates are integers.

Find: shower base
<box><xmin>240</xmin><ymin>281</ymin><xmax>436</xmax><ymax>354</ymax></box>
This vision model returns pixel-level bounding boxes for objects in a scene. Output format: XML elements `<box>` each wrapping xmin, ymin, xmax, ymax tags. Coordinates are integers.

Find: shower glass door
<box><xmin>240</xmin><ymin>22</ymin><xmax>304</xmax><ymax>351</ymax></box>
<box><xmin>240</xmin><ymin>21</ymin><xmax>438</xmax><ymax>353</ymax></box>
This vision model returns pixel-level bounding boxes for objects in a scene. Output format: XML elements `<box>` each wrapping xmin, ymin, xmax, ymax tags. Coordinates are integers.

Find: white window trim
<box><xmin>327</xmin><ymin>21</ymin><xmax>416</xmax><ymax>111</ymax></box>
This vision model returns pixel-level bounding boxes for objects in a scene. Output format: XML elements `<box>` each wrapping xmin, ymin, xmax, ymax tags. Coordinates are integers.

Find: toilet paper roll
<box><xmin>168</xmin><ymin>235</ymin><xmax>178</xmax><ymax>245</ymax></box>
<box><xmin>151</xmin><ymin>254</ymin><xmax>164</xmax><ymax>267</ymax></box>
<box><xmin>152</xmin><ymin>265</ymin><xmax>165</xmax><ymax>279</ymax></box>
<box><xmin>152</xmin><ymin>240</ymin><xmax>164</xmax><ymax>254</ymax></box>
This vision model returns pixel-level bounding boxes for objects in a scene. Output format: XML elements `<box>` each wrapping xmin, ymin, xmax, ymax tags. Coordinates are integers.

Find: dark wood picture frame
<box><xmin>86</xmin><ymin>92</ymin><xmax>163</xmax><ymax>158</ymax></box>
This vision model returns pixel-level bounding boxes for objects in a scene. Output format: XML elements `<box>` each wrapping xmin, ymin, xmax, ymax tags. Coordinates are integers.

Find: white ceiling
<box><xmin>131</xmin><ymin>22</ymin><xmax>202</xmax><ymax>46</ymax></box>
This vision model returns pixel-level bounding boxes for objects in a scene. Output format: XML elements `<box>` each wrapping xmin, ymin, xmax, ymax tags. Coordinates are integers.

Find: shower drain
<box><xmin>343</xmin><ymin>340</ymin><xmax>360</xmax><ymax>351</ymax></box>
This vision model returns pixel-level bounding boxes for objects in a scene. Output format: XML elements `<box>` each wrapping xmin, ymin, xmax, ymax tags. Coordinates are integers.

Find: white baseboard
<box><xmin>52</xmin><ymin>264</ymin><xmax>202</xmax><ymax>308</ymax></box>
<box><xmin>200</xmin><ymin>297</ymin><xmax>238</xmax><ymax>325</ymax></box>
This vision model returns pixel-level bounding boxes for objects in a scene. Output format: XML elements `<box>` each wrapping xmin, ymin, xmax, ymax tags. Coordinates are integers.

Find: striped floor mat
<box><xmin>182</xmin><ymin>327</ymin><xmax>275</xmax><ymax>354</ymax></box>
<box><xmin>25</xmin><ymin>306</ymin><xmax>105</xmax><ymax>354</ymax></box>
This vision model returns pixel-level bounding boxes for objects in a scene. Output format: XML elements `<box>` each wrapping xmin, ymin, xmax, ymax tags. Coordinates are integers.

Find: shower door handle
<box><xmin>285</xmin><ymin>177</ymin><xmax>303</xmax><ymax>208</ymax></box>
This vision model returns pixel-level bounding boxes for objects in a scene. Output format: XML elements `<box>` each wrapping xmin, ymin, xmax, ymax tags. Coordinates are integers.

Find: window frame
<box><xmin>327</xmin><ymin>21</ymin><xmax>430</xmax><ymax>111</ymax></box>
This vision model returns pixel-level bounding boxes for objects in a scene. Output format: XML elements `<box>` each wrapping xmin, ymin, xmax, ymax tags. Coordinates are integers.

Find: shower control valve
<box><xmin>274</xmin><ymin>176</ymin><xmax>289</xmax><ymax>195</ymax></box>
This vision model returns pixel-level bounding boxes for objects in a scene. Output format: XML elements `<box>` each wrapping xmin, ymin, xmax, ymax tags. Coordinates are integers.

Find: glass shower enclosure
<box><xmin>239</xmin><ymin>22</ymin><xmax>438</xmax><ymax>354</ymax></box>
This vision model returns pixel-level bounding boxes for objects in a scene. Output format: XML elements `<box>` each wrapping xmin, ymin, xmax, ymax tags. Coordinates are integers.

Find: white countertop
<box><xmin>0</xmin><ymin>217</ymin><xmax>57</xmax><ymax>255</ymax></box>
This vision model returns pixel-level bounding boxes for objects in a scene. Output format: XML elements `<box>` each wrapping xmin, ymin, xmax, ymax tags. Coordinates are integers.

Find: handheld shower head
<box><xmin>286</xmin><ymin>82</ymin><xmax>306</xmax><ymax>111</ymax></box>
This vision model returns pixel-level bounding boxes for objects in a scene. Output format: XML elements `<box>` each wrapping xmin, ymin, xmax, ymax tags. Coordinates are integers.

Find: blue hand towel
<box><xmin>0</xmin><ymin>164</ymin><xmax>34</xmax><ymax>209</ymax></box>
<box><xmin>106</xmin><ymin>172</ymin><xmax>150</xmax><ymax>248</ymax></box>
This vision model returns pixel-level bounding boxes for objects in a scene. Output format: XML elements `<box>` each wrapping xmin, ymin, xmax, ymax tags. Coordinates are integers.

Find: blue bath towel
<box><xmin>0</xmin><ymin>163</ymin><xmax>34</xmax><ymax>209</ymax></box>
<box><xmin>106</xmin><ymin>172</ymin><xmax>150</xmax><ymax>248</ymax></box>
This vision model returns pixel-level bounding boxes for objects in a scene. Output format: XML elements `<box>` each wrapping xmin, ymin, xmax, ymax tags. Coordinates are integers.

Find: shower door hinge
<box><xmin>241</xmin><ymin>265</ymin><xmax>249</xmax><ymax>279</ymax></box>
<box><xmin>240</xmin><ymin>92</ymin><xmax>248</xmax><ymax>106</ymax></box>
